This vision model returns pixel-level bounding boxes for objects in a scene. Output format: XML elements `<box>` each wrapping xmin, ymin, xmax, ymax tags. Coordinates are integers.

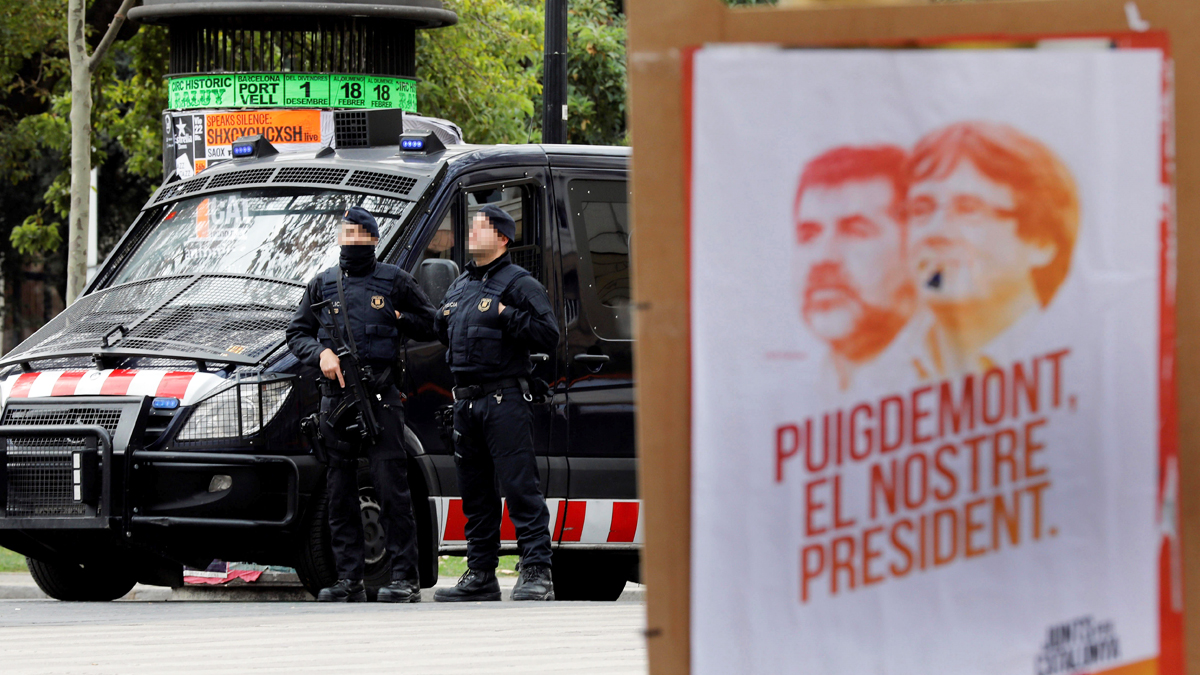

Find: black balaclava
<box><xmin>339</xmin><ymin>245</ymin><xmax>376</xmax><ymax>276</ymax></box>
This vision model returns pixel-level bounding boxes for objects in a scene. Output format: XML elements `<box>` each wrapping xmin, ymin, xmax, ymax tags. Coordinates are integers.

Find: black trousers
<box><xmin>453</xmin><ymin>387</ymin><xmax>552</xmax><ymax>570</ymax></box>
<box><xmin>325</xmin><ymin>399</ymin><xmax>419</xmax><ymax>582</ymax></box>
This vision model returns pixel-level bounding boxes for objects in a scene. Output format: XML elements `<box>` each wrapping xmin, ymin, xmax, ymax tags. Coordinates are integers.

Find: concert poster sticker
<box><xmin>163</xmin><ymin>109</ymin><xmax>333</xmax><ymax>176</ymax></box>
<box><xmin>688</xmin><ymin>36</ymin><xmax>1178</xmax><ymax>675</ymax></box>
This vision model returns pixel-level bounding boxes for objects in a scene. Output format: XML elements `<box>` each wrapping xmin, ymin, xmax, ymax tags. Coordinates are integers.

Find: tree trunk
<box><xmin>66</xmin><ymin>0</ymin><xmax>91</xmax><ymax>305</ymax></box>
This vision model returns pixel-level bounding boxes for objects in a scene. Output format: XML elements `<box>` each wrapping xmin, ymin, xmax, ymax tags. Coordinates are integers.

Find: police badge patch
<box><xmin>371</xmin><ymin>295</ymin><xmax>385</xmax><ymax>309</ymax></box>
<box><xmin>478</xmin><ymin>298</ymin><xmax>493</xmax><ymax>312</ymax></box>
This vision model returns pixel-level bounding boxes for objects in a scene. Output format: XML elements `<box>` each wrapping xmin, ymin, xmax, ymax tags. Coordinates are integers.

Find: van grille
<box><xmin>273</xmin><ymin>167</ymin><xmax>349</xmax><ymax>185</ymax></box>
<box><xmin>5</xmin><ymin>438</ymin><xmax>85</xmax><ymax>517</ymax></box>
<box><xmin>1</xmin><ymin>407</ymin><xmax>122</xmax><ymax>435</ymax></box>
<box><xmin>206</xmin><ymin>169</ymin><xmax>275</xmax><ymax>191</ymax></box>
<box><xmin>346</xmin><ymin>171</ymin><xmax>416</xmax><ymax>196</ymax></box>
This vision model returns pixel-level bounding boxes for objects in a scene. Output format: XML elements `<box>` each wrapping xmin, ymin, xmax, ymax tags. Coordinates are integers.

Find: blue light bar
<box><xmin>152</xmin><ymin>397</ymin><xmax>180</xmax><ymax>410</ymax></box>
<box><xmin>230</xmin><ymin>134</ymin><xmax>278</xmax><ymax>160</ymax></box>
<box><xmin>398</xmin><ymin>131</ymin><xmax>445</xmax><ymax>155</ymax></box>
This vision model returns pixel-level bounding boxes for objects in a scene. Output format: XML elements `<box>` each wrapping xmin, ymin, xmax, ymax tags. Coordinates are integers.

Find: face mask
<box><xmin>339</xmin><ymin>245</ymin><xmax>376</xmax><ymax>276</ymax></box>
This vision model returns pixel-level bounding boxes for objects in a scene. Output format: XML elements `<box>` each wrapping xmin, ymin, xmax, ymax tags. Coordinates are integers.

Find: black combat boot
<box><xmin>510</xmin><ymin>564</ymin><xmax>554</xmax><ymax>601</ymax></box>
<box><xmin>432</xmin><ymin>568</ymin><xmax>502</xmax><ymax>602</ymax></box>
<box><xmin>317</xmin><ymin>579</ymin><xmax>367</xmax><ymax>603</ymax></box>
<box><xmin>376</xmin><ymin>578</ymin><xmax>421</xmax><ymax>603</ymax></box>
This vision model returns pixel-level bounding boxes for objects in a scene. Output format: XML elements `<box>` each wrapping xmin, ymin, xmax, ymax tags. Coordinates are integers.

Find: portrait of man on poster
<box><xmin>792</xmin><ymin>145</ymin><xmax>916</xmax><ymax>391</ymax></box>
<box><xmin>906</xmin><ymin>121</ymin><xmax>1080</xmax><ymax>376</ymax></box>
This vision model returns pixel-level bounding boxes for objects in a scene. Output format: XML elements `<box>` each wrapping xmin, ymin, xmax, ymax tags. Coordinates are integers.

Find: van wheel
<box><xmin>357</xmin><ymin>491</ymin><xmax>392</xmax><ymax>599</ymax></box>
<box><xmin>294</xmin><ymin>486</ymin><xmax>338</xmax><ymax>597</ymax></box>
<box><xmin>551</xmin><ymin>551</ymin><xmax>632</xmax><ymax>601</ymax></box>
<box><xmin>26</xmin><ymin>557</ymin><xmax>136</xmax><ymax>601</ymax></box>
<box><xmin>293</xmin><ymin>477</ymin><xmax>394</xmax><ymax>598</ymax></box>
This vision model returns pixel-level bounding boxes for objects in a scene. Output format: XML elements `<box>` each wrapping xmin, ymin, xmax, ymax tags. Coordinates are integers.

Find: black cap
<box><xmin>342</xmin><ymin>206</ymin><xmax>380</xmax><ymax>239</ymax></box>
<box><xmin>478</xmin><ymin>204</ymin><xmax>517</xmax><ymax>243</ymax></box>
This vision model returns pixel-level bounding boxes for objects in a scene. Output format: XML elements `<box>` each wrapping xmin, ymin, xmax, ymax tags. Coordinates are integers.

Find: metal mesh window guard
<box><xmin>1</xmin><ymin>407</ymin><xmax>122</xmax><ymax>436</ymax></box>
<box><xmin>177</xmin><ymin>378</ymin><xmax>292</xmax><ymax>441</ymax></box>
<box><xmin>5</xmin><ymin>438</ymin><xmax>85</xmax><ymax>517</ymax></box>
<box><xmin>0</xmin><ymin>275</ymin><xmax>303</xmax><ymax>369</ymax></box>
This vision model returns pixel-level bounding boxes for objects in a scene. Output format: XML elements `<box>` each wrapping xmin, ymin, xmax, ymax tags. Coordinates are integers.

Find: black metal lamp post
<box><xmin>542</xmin><ymin>0</ymin><xmax>568</xmax><ymax>145</ymax></box>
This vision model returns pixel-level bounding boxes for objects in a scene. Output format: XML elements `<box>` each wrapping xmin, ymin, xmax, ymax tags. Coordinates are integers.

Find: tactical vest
<box><xmin>441</xmin><ymin>262</ymin><xmax>530</xmax><ymax>379</ymax></box>
<box><xmin>318</xmin><ymin>263</ymin><xmax>401</xmax><ymax>365</ymax></box>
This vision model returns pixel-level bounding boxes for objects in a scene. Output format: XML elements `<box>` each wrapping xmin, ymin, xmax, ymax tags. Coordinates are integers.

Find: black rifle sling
<box><xmin>334</xmin><ymin>271</ymin><xmax>360</xmax><ymax>357</ymax></box>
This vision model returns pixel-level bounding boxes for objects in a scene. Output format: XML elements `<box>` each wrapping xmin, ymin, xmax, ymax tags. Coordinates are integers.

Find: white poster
<box><xmin>689</xmin><ymin>38</ymin><xmax>1177</xmax><ymax>675</ymax></box>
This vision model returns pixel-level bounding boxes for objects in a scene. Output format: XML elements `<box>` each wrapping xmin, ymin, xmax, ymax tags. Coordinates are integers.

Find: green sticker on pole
<box><xmin>167</xmin><ymin>73</ymin><xmax>417</xmax><ymax>112</ymax></box>
<box><xmin>284</xmin><ymin>74</ymin><xmax>331</xmax><ymax>107</ymax></box>
<box><xmin>169</xmin><ymin>75</ymin><xmax>237</xmax><ymax>109</ymax></box>
<box><xmin>234</xmin><ymin>73</ymin><xmax>284</xmax><ymax>107</ymax></box>
<box><xmin>331</xmin><ymin>74</ymin><xmax>368</xmax><ymax>108</ymax></box>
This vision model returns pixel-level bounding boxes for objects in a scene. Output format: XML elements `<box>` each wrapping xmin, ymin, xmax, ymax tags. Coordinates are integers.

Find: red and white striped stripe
<box><xmin>1</xmin><ymin>369</ymin><xmax>226</xmax><ymax>407</ymax></box>
<box><xmin>435</xmin><ymin>497</ymin><xmax>643</xmax><ymax>548</ymax></box>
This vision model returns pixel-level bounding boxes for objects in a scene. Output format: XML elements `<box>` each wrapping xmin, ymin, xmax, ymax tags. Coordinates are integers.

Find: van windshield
<box><xmin>110</xmin><ymin>189</ymin><xmax>410</xmax><ymax>285</ymax></box>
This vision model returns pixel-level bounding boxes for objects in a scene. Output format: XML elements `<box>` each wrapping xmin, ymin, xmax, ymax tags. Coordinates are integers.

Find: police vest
<box><xmin>441</xmin><ymin>262</ymin><xmax>530</xmax><ymax>378</ymax></box>
<box><xmin>318</xmin><ymin>263</ymin><xmax>401</xmax><ymax>365</ymax></box>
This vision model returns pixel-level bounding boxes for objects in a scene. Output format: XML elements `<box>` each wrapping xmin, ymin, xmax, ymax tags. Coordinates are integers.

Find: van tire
<box><xmin>26</xmin><ymin>557</ymin><xmax>136</xmax><ymax>601</ymax></box>
<box><xmin>294</xmin><ymin>485</ymin><xmax>338</xmax><ymax>597</ymax></box>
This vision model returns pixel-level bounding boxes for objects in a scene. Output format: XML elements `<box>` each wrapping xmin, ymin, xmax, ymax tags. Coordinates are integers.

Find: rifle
<box><xmin>311</xmin><ymin>297</ymin><xmax>383</xmax><ymax>448</ymax></box>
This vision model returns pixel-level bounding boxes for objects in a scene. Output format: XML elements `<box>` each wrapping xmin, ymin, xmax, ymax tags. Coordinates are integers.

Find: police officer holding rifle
<box><xmin>286</xmin><ymin>206</ymin><xmax>437</xmax><ymax>603</ymax></box>
<box><xmin>434</xmin><ymin>205</ymin><xmax>559</xmax><ymax>602</ymax></box>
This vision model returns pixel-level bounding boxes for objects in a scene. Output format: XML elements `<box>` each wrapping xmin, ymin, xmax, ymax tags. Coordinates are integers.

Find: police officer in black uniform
<box><xmin>286</xmin><ymin>207</ymin><xmax>437</xmax><ymax>603</ymax></box>
<box><xmin>433</xmin><ymin>204</ymin><xmax>559</xmax><ymax>602</ymax></box>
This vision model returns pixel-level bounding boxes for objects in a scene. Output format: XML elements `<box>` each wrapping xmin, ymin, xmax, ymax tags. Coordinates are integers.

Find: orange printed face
<box><xmin>794</xmin><ymin>178</ymin><xmax>912</xmax><ymax>350</ymax></box>
<box><xmin>908</xmin><ymin>160</ymin><xmax>1055</xmax><ymax>306</ymax></box>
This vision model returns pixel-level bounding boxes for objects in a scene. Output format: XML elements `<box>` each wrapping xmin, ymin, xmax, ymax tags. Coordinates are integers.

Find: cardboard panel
<box><xmin>626</xmin><ymin>1</ymin><xmax>1200</xmax><ymax>673</ymax></box>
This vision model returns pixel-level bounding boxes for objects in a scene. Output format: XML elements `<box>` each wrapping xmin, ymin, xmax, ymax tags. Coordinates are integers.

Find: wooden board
<box><xmin>625</xmin><ymin>0</ymin><xmax>1200</xmax><ymax>673</ymax></box>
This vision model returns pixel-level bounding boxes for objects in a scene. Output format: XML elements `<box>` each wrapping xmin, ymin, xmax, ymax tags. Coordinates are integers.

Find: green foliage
<box><xmin>11</xmin><ymin>212</ymin><xmax>62</xmax><ymax>257</ymax></box>
<box><xmin>0</xmin><ymin>0</ymin><xmax>68</xmax><ymax>186</ymax></box>
<box><xmin>564</xmin><ymin>0</ymin><xmax>627</xmax><ymax>145</ymax></box>
<box><xmin>416</xmin><ymin>0</ymin><xmax>544</xmax><ymax>145</ymax></box>
<box><xmin>416</xmin><ymin>0</ymin><xmax>628</xmax><ymax>146</ymax></box>
<box><xmin>0</xmin><ymin>1</ymin><xmax>167</xmax><ymax>258</ymax></box>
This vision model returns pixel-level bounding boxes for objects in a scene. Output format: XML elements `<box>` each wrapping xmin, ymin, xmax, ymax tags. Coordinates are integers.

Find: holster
<box><xmin>300</xmin><ymin>413</ymin><xmax>328</xmax><ymax>465</ymax></box>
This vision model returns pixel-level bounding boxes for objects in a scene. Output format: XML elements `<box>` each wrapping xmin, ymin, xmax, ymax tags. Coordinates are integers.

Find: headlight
<box><xmin>177</xmin><ymin>377</ymin><xmax>293</xmax><ymax>441</ymax></box>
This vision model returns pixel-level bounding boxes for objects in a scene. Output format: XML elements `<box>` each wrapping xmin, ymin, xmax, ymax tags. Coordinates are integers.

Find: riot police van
<box><xmin>0</xmin><ymin>110</ymin><xmax>637</xmax><ymax>601</ymax></box>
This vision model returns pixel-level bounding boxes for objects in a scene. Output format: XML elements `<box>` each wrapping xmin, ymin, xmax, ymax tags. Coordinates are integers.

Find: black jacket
<box><xmin>434</xmin><ymin>253</ymin><xmax>559</xmax><ymax>384</ymax></box>
<box><xmin>286</xmin><ymin>260</ymin><xmax>438</xmax><ymax>371</ymax></box>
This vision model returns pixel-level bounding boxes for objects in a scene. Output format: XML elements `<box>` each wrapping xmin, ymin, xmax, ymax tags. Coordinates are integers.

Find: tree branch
<box><xmin>87</xmin><ymin>0</ymin><xmax>137</xmax><ymax>74</ymax></box>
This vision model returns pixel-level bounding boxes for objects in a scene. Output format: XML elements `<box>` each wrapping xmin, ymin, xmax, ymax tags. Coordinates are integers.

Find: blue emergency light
<box><xmin>152</xmin><ymin>397</ymin><xmax>180</xmax><ymax>410</ymax></box>
<box><xmin>231</xmin><ymin>134</ymin><xmax>278</xmax><ymax>160</ymax></box>
<box><xmin>398</xmin><ymin>131</ymin><xmax>446</xmax><ymax>156</ymax></box>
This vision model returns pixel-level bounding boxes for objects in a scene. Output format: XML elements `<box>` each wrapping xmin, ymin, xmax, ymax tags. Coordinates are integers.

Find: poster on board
<box><xmin>688</xmin><ymin>35</ymin><xmax>1178</xmax><ymax>675</ymax></box>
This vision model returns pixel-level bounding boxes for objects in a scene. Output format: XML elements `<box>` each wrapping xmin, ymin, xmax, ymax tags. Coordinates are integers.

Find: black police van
<box><xmin>0</xmin><ymin>111</ymin><xmax>636</xmax><ymax>601</ymax></box>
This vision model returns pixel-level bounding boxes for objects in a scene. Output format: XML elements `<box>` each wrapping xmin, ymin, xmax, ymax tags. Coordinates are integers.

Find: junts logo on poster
<box><xmin>776</xmin><ymin>121</ymin><xmax>1081</xmax><ymax>603</ymax></box>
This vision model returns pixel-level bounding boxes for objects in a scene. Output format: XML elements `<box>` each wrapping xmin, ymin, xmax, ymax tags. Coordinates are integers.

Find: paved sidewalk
<box><xmin>0</xmin><ymin>594</ymin><xmax>648</xmax><ymax>674</ymax></box>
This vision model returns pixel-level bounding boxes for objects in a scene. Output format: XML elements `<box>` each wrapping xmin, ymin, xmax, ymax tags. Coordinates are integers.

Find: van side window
<box><xmin>467</xmin><ymin>185</ymin><xmax>542</xmax><ymax>283</ymax></box>
<box><xmin>418</xmin><ymin>208</ymin><xmax>458</xmax><ymax>266</ymax></box>
<box><xmin>567</xmin><ymin>179</ymin><xmax>631</xmax><ymax>340</ymax></box>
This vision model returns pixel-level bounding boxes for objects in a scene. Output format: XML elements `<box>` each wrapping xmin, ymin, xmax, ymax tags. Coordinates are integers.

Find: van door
<box><xmin>553</xmin><ymin>170</ymin><xmax>637</xmax><ymax>545</ymax></box>
<box><xmin>457</xmin><ymin>168</ymin><xmax>568</xmax><ymax>501</ymax></box>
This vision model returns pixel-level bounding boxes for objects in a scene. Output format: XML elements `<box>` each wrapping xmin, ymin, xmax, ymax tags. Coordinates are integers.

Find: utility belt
<box><xmin>453</xmin><ymin>378</ymin><xmax>532</xmax><ymax>403</ymax></box>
